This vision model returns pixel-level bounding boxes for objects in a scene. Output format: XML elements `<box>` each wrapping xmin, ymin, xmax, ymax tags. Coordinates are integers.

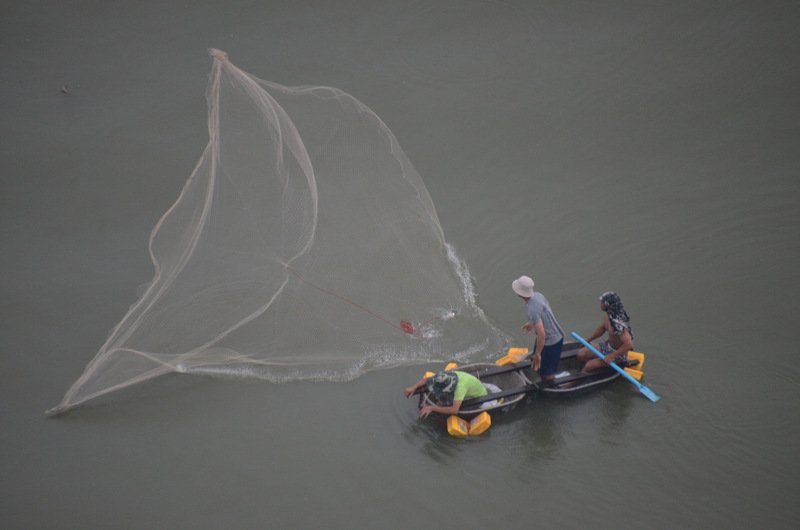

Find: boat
<box><xmin>537</xmin><ymin>341</ymin><xmax>635</xmax><ymax>395</ymax></box>
<box><xmin>417</xmin><ymin>341</ymin><xmax>645</xmax><ymax>418</ymax></box>
<box><xmin>418</xmin><ymin>361</ymin><xmax>533</xmax><ymax>417</ymax></box>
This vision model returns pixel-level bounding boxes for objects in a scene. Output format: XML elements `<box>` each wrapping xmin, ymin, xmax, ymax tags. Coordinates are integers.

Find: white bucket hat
<box><xmin>512</xmin><ymin>275</ymin><xmax>535</xmax><ymax>298</ymax></box>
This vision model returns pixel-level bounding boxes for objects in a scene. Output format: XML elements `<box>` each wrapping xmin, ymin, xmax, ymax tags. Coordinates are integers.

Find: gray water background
<box><xmin>2</xmin><ymin>1</ymin><xmax>799</xmax><ymax>528</ymax></box>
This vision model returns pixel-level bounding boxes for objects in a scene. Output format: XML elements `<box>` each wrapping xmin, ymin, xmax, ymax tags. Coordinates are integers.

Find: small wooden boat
<box><xmin>419</xmin><ymin>361</ymin><xmax>533</xmax><ymax>417</ymax></box>
<box><xmin>418</xmin><ymin>342</ymin><xmax>645</xmax><ymax>418</ymax></box>
<box><xmin>538</xmin><ymin>341</ymin><xmax>628</xmax><ymax>395</ymax></box>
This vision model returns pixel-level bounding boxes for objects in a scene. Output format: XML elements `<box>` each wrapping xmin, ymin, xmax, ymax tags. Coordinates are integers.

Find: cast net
<box><xmin>47</xmin><ymin>49</ymin><xmax>503</xmax><ymax>415</ymax></box>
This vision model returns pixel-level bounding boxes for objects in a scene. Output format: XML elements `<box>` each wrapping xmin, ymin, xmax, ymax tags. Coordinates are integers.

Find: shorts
<box><xmin>599</xmin><ymin>340</ymin><xmax>627</xmax><ymax>364</ymax></box>
<box><xmin>539</xmin><ymin>339</ymin><xmax>563</xmax><ymax>377</ymax></box>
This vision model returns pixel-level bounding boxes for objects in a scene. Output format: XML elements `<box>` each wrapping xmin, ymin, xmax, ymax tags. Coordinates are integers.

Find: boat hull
<box><xmin>421</xmin><ymin>362</ymin><xmax>531</xmax><ymax>417</ymax></box>
<box><xmin>419</xmin><ymin>341</ymin><xmax>624</xmax><ymax>417</ymax></box>
<box><xmin>536</xmin><ymin>341</ymin><xmax>622</xmax><ymax>395</ymax></box>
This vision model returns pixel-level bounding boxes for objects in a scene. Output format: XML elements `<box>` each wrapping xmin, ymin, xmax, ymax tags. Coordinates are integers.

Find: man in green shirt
<box><xmin>403</xmin><ymin>370</ymin><xmax>488</xmax><ymax>418</ymax></box>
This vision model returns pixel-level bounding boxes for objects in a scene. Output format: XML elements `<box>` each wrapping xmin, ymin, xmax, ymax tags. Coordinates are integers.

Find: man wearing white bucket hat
<box><xmin>512</xmin><ymin>275</ymin><xmax>565</xmax><ymax>384</ymax></box>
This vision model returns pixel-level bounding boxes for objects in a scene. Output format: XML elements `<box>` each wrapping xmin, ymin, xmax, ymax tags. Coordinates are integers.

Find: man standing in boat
<box><xmin>577</xmin><ymin>291</ymin><xmax>634</xmax><ymax>372</ymax></box>
<box><xmin>512</xmin><ymin>275</ymin><xmax>565</xmax><ymax>385</ymax></box>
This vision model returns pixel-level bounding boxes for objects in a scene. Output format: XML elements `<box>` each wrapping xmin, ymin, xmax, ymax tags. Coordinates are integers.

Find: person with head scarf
<box><xmin>512</xmin><ymin>275</ymin><xmax>565</xmax><ymax>384</ymax></box>
<box><xmin>577</xmin><ymin>291</ymin><xmax>634</xmax><ymax>372</ymax></box>
<box><xmin>403</xmin><ymin>370</ymin><xmax>493</xmax><ymax>418</ymax></box>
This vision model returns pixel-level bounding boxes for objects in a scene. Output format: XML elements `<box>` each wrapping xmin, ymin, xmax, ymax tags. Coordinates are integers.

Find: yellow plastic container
<box><xmin>507</xmin><ymin>347</ymin><xmax>529</xmax><ymax>360</ymax></box>
<box><xmin>468</xmin><ymin>411</ymin><xmax>492</xmax><ymax>436</ymax></box>
<box><xmin>447</xmin><ymin>415</ymin><xmax>469</xmax><ymax>437</ymax></box>
<box><xmin>495</xmin><ymin>347</ymin><xmax>529</xmax><ymax>365</ymax></box>
<box><xmin>627</xmin><ymin>351</ymin><xmax>645</xmax><ymax>371</ymax></box>
<box><xmin>444</xmin><ymin>362</ymin><xmax>458</xmax><ymax>371</ymax></box>
<box><xmin>446</xmin><ymin>412</ymin><xmax>492</xmax><ymax>437</ymax></box>
<box><xmin>624</xmin><ymin>367</ymin><xmax>644</xmax><ymax>381</ymax></box>
<box><xmin>495</xmin><ymin>355</ymin><xmax>515</xmax><ymax>366</ymax></box>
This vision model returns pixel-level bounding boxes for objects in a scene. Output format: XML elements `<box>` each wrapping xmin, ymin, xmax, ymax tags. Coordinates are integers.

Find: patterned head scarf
<box><xmin>427</xmin><ymin>371</ymin><xmax>458</xmax><ymax>405</ymax></box>
<box><xmin>599</xmin><ymin>291</ymin><xmax>633</xmax><ymax>337</ymax></box>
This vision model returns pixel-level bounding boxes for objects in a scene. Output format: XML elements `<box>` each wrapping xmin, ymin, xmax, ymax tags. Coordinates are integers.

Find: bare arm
<box><xmin>586</xmin><ymin>322</ymin><xmax>606</xmax><ymax>342</ymax></box>
<box><xmin>403</xmin><ymin>376</ymin><xmax>429</xmax><ymax>398</ymax></box>
<box><xmin>531</xmin><ymin>321</ymin><xmax>546</xmax><ymax>371</ymax></box>
<box><xmin>419</xmin><ymin>400</ymin><xmax>463</xmax><ymax>418</ymax></box>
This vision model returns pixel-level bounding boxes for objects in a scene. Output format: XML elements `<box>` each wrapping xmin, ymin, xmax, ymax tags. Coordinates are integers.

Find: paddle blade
<box><xmin>639</xmin><ymin>385</ymin><xmax>661</xmax><ymax>403</ymax></box>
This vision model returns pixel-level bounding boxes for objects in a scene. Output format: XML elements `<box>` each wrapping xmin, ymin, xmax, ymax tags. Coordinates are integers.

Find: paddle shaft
<box><xmin>570</xmin><ymin>332</ymin><xmax>660</xmax><ymax>403</ymax></box>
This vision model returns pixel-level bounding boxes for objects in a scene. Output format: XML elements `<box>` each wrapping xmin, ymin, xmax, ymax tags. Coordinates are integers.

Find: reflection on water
<box><xmin>401</xmin><ymin>416</ymin><xmax>464</xmax><ymax>464</ymax></box>
<box><xmin>401</xmin><ymin>380</ymin><xmax>637</xmax><ymax>470</ymax></box>
<box><xmin>599</xmin><ymin>385</ymin><xmax>635</xmax><ymax>439</ymax></box>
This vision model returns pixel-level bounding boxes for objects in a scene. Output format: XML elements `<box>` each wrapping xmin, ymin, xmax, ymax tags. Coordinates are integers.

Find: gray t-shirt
<box><xmin>527</xmin><ymin>292</ymin><xmax>564</xmax><ymax>346</ymax></box>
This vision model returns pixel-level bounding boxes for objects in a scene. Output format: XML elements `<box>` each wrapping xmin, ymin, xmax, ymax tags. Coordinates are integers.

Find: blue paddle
<box><xmin>571</xmin><ymin>332</ymin><xmax>661</xmax><ymax>403</ymax></box>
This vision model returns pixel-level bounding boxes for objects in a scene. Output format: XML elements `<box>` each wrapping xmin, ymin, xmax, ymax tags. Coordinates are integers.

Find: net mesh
<box><xmin>47</xmin><ymin>49</ymin><xmax>503</xmax><ymax>415</ymax></box>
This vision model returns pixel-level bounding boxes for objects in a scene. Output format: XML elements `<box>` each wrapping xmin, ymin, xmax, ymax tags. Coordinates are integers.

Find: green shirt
<box><xmin>453</xmin><ymin>371</ymin><xmax>488</xmax><ymax>402</ymax></box>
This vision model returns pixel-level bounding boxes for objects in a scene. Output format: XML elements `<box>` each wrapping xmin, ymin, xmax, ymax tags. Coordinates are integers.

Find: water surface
<box><xmin>2</xmin><ymin>1</ymin><xmax>799</xmax><ymax>528</ymax></box>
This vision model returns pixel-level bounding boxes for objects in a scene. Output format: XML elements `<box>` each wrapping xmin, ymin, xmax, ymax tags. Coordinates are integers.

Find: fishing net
<box><xmin>47</xmin><ymin>49</ymin><xmax>503</xmax><ymax>415</ymax></box>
